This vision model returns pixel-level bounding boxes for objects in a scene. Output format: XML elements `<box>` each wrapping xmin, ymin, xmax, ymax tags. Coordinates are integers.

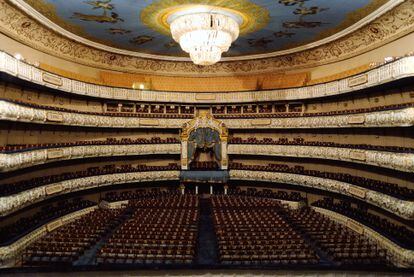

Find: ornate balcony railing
<box><xmin>228</xmin><ymin>144</ymin><xmax>414</xmax><ymax>173</ymax></box>
<box><xmin>0</xmin><ymin>144</ymin><xmax>180</xmax><ymax>172</ymax></box>
<box><xmin>0</xmin><ymin>171</ymin><xmax>180</xmax><ymax>217</ymax></box>
<box><xmin>229</xmin><ymin>170</ymin><xmax>414</xmax><ymax>220</ymax></box>
<box><xmin>1</xmin><ymin>51</ymin><xmax>414</xmax><ymax>104</ymax></box>
<box><xmin>1</xmin><ymin>99</ymin><xmax>413</xmax><ymax>129</ymax></box>
<box><xmin>313</xmin><ymin>207</ymin><xmax>414</xmax><ymax>268</ymax></box>
<box><xmin>0</xmin><ymin>206</ymin><xmax>97</xmax><ymax>265</ymax></box>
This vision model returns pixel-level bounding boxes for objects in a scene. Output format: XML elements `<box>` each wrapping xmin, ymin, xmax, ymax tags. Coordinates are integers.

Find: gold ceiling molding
<box><xmin>141</xmin><ymin>0</ymin><xmax>269</xmax><ymax>36</ymax></box>
<box><xmin>0</xmin><ymin>0</ymin><xmax>414</xmax><ymax>76</ymax></box>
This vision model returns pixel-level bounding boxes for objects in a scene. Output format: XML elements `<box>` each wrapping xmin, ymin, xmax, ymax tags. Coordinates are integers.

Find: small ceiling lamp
<box><xmin>168</xmin><ymin>6</ymin><xmax>242</xmax><ymax>66</ymax></box>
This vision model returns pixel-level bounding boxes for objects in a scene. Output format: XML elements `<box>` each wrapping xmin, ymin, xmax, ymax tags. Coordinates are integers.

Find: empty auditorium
<box><xmin>0</xmin><ymin>0</ymin><xmax>414</xmax><ymax>276</ymax></box>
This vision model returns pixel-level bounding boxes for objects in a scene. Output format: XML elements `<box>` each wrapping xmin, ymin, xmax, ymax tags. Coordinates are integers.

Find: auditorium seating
<box><xmin>6</xmin><ymin>99</ymin><xmax>193</xmax><ymax>119</ymax></box>
<box><xmin>226</xmin><ymin>105</ymin><xmax>242</xmax><ymax>114</ymax></box>
<box><xmin>0</xmin><ymin>163</ymin><xmax>180</xmax><ymax>196</ymax></box>
<box><xmin>215</xmin><ymin>102</ymin><xmax>414</xmax><ymax>119</ymax></box>
<box><xmin>313</xmin><ymin>198</ymin><xmax>414</xmax><ymax>249</ymax></box>
<box><xmin>211</xmin><ymin>106</ymin><xmax>225</xmax><ymax>114</ymax></box>
<box><xmin>228</xmin><ymin>136</ymin><xmax>414</xmax><ymax>154</ymax></box>
<box><xmin>243</xmin><ymin>105</ymin><xmax>257</xmax><ymax>114</ymax></box>
<box><xmin>212</xmin><ymin>195</ymin><xmax>319</xmax><ymax>265</ymax></box>
<box><xmin>259</xmin><ymin>104</ymin><xmax>274</xmax><ymax>113</ymax></box>
<box><xmin>22</xmin><ymin>208</ymin><xmax>125</xmax><ymax>266</ymax></box>
<box><xmin>0</xmin><ymin>137</ymin><xmax>179</xmax><ymax>153</ymax></box>
<box><xmin>4</xmin><ymin>193</ymin><xmax>395</xmax><ymax>268</ymax></box>
<box><xmin>103</xmin><ymin>189</ymin><xmax>179</xmax><ymax>203</ymax></box>
<box><xmin>287</xmin><ymin>207</ymin><xmax>388</xmax><ymax>266</ymax></box>
<box><xmin>180</xmin><ymin>106</ymin><xmax>195</xmax><ymax>115</ymax></box>
<box><xmin>1</xmin><ymin>8</ymin><xmax>413</xmax><ymax>272</ymax></box>
<box><xmin>229</xmin><ymin>162</ymin><xmax>414</xmax><ymax>200</ymax></box>
<box><xmin>96</xmin><ymin>195</ymin><xmax>199</xmax><ymax>265</ymax></box>
<box><xmin>0</xmin><ymin>198</ymin><xmax>96</xmax><ymax>245</ymax></box>
<box><xmin>166</xmin><ymin>105</ymin><xmax>179</xmax><ymax>114</ymax></box>
<box><xmin>189</xmin><ymin>161</ymin><xmax>219</xmax><ymax>170</ymax></box>
<box><xmin>227</xmin><ymin>187</ymin><xmax>306</xmax><ymax>202</ymax></box>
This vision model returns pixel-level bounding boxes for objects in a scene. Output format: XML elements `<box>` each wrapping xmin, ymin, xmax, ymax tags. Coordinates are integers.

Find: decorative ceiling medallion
<box><xmin>141</xmin><ymin>1</ymin><xmax>268</xmax><ymax>36</ymax></box>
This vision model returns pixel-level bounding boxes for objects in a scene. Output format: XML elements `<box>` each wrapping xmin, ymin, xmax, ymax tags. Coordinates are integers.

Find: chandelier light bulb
<box><xmin>169</xmin><ymin>7</ymin><xmax>242</xmax><ymax>66</ymax></box>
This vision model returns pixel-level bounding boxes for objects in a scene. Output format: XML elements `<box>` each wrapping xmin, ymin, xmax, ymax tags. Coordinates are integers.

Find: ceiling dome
<box><xmin>15</xmin><ymin>0</ymin><xmax>395</xmax><ymax>62</ymax></box>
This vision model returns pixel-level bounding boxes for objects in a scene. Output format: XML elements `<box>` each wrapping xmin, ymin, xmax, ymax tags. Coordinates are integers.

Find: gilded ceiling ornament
<box><xmin>140</xmin><ymin>0</ymin><xmax>269</xmax><ymax>36</ymax></box>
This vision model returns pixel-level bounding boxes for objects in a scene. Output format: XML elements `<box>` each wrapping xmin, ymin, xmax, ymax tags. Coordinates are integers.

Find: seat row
<box><xmin>228</xmin><ymin>187</ymin><xmax>306</xmax><ymax>202</ymax></box>
<box><xmin>14</xmin><ymin>194</ymin><xmax>393</xmax><ymax>268</ymax></box>
<box><xmin>287</xmin><ymin>207</ymin><xmax>388</xmax><ymax>266</ymax></box>
<box><xmin>22</xmin><ymin>208</ymin><xmax>125</xmax><ymax>266</ymax></box>
<box><xmin>0</xmin><ymin>163</ymin><xmax>179</xmax><ymax>196</ymax></box>
<box><xmin>103</xmin><ymin>189</ymin><xmax>179</xmax><ymax>202</ymax></box>
<box><xmin>312</xmin><ymin>198</ymin><xmax>414</xmax><ymax>249</ymax></box>
<box><xmin>228</xmin><ymin>137</ymin><xmax>414</xmax><ymax>153</ymax></box>
<box><xmin>6</xmin><ymin>98</ymin><xmax>414</xmax><ymax>121</ymax></box>
<box><xmin>0</xmin><ymin>198</ymin><xmax>95</xmax><ymax>245</ymax></box>
<box><xmin>7</xmin><ymin>99</ymin><xmax>193</xmax><ymax>119</ymax></box>
<box><xmin>0</xmin><ymin>137</ymin><xmax>179</xmax><ymax>153</ymax></box>
<box><xmin>215</xmin><ymin>102</ymin><xmax>414</xmax><ymax>119</ymax></box>
<box><xmin>128</xmin><ymin>195</ymin><xmax>199</xmax><ymax>208</ymax></box>
<box><xmin>96</xmin><ymin>195</ymin><xmax>199</xmax><ymax>265</ymax></box>
<box><xmin>189</xmin><ymin>161</ymin><xmax>220</xmax><ymax>170</ymax></box>
<box><xmin>211</xmin><ymin>195</ymin><xmax>319</xmax><ymax>266</ymax></box>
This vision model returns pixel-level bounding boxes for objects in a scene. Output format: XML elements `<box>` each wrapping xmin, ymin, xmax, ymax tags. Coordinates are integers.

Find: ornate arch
<box><xmin>180</xmin><ymin>110</ymin><xmax>228</xmax><ymax>170</ymax></box>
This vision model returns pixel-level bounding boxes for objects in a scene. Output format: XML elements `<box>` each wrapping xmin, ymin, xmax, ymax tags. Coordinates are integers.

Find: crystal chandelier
<box><xmin>168</xmin><ymin>7</ymin><xmax>242</xmax><ymax>66</ymax></box>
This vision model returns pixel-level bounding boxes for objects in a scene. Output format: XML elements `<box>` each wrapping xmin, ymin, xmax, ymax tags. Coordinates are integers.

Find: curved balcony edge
<box><xmin>0</xmin><ymin>171</ymin><xmax>180</xmax><ymax>217</ymax></box>
<box><xmin>1</xmin><ymin>100</ymin><xmax>413</xmax><ymax>129</ymax></box>
<box><xmin>0</xmin><ymin>144</ymin><xmax>181</xmax><ymax>172</ymax></box>
<box><xmin>0</xmin><ymin>205</ymin><xmax>98</xmax><ymax>266</ymax></box>
<box><xmin>229</xmin><ymin>170</ymin><xmax>414</xmax><ymax>220</ymax></box>
<box><xmin>1</xmin><ymin>51</ymin><xmax>414</xmax><ymax>104</ymax></box>
<box><xmin>313</xmin><ymin>206</ymin><xmax>414</xmax><ymax>268</ymax></box>
<box><xmin>228</xmin><ymin>144</ymin><xmax>414</xmax><ymax>173</ymax></box>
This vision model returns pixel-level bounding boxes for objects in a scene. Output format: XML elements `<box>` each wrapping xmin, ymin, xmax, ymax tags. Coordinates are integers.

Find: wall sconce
<box><xmin>14</xmin><ymin>53</ymin><xmax>24</xmax><ymax>61</ymax></box>
<box><xmin>132</xmin><ymin>82</ymin><xmax>151</xmax><ymax>90</ymax></box>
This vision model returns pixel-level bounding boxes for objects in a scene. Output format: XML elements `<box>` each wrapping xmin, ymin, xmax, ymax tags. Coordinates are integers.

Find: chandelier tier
<box><xmin>168</xmin><ymin>7</ymin><xmax>242</xmax><ymax>66</ymax></box>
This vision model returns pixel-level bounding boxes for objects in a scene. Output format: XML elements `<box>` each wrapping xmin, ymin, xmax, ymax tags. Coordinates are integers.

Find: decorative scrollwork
<box><xmin>1</xmin><ymin>100</ymin><xmax>413</xmax><ymax>129</ymax></box>
<box><xmin>0</xmin><ymin>171</ymin><xmax>180</xmax><ymax>216</ymax></box>
<box><xmin>0</xmin><ymin>206</ymin><xmax>97</xmax><ymax>265</ymax></box>
<box><xmin>313</xmin><ymin>207</ymin><xmax>414</xmax><ymax>268</ymax></box>
<box><xmin>228</xmin><ymin>144</ymin><xmax>414</xmax><ymax>173</ymax></box>
<box><xmin>229</xmin><ymin>170</ymin><xmax>414</xmax><ymax>220</ymax></box>
<box><xmin>0</xmin><ymin>51</ymin><xmax>414</xmax><ymax>103</ymax></box>
<box><xmin>0</xmin><ymin>144</ymin><xmax>180</xmax><ymax>172</ymax></box>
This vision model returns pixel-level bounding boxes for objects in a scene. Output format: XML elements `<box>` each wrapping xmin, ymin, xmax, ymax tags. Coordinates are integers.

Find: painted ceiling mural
<box><xmin>22</xmin><ymin>0</ymin><xmax>390</xmax><ymax>57</ymax></box>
